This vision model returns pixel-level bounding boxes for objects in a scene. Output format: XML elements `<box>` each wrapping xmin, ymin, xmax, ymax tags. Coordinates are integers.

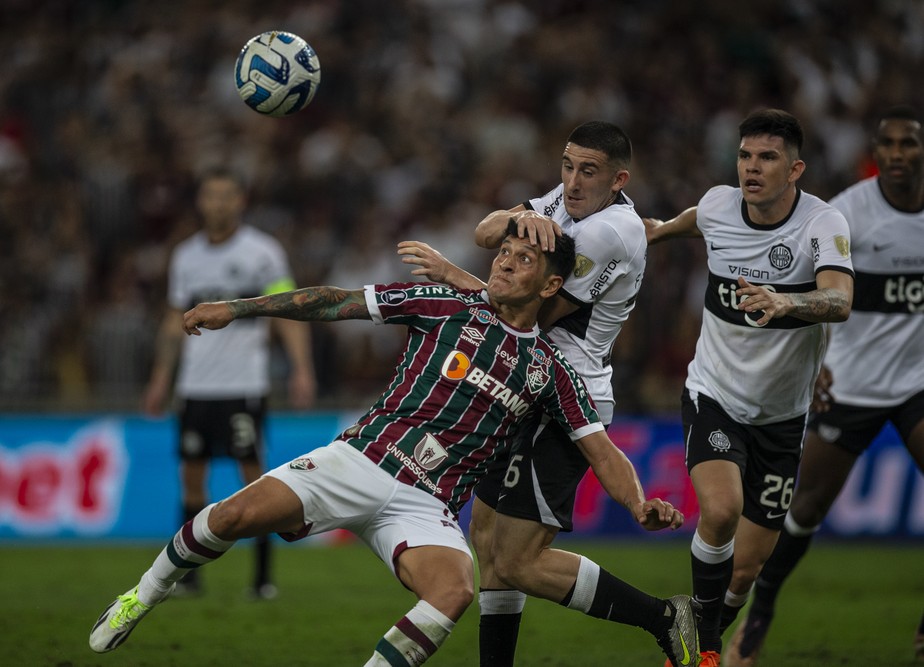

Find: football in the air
<box><xmin>234</xmin><ymin>31</ymin><xmax>321</xmax><ymax>117</ymax></box>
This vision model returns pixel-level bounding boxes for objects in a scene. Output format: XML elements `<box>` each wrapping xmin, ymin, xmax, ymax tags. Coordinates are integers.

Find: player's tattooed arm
<box><xmin>787</xmin><ymin>287</ymin><xmax>851</xmax><ymax>323</ymax></box>
<box><xmin>736</xmin><ymin>269</ymin><xmax>852</xmax><ymax>326</ymax></box>
<box><xmin>229</xmin><ymin>287</ymin><xmax>370</xmax><ymax>322</ymax></box>
<box><xmin>184</xmin><ymin>287</ymin><xmax>372</xmax><ymax>335</ymax></box>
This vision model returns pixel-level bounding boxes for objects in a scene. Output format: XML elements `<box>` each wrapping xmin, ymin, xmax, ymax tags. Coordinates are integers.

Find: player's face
<box><xmin>197</xmin><ymin>177</ymin><xmax>245</xmax><ymax>237</ymax></box>
<box><xmin>487</xmin><ymin>234</ymin><xmax>554</xmax><ymax>306</ymax></box>
<box><xmin>737</xmin><ymin>134</ymin><xmax>804</xmax><ymax>212</ymax></box>
<box><xmin>873</xmin><ymin>118</ymin><xmax>924</xmax><ymax>189</ymax></box>
<box><xmin>560</xmin><ymin>143</ymin><xmax>626</xmax><ymax>220</ymax></box>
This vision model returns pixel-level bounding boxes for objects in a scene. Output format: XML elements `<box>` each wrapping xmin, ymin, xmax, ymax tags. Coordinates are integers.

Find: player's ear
<box><xmin>540</xmin><ymin>274</ymin><xmax>564</xmax><ymax>299</ymax></box>
<box><xmin>612</xmin><ymin>168</ymin><xmax>630</xmax><ymax>191</ymax></box>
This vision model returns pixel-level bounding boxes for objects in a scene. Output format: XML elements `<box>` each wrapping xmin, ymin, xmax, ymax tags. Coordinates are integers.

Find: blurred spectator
<box><xmin>1</xmin><ymin>0</ymin><xmax>922</xmax><ymax>413</ymax></box>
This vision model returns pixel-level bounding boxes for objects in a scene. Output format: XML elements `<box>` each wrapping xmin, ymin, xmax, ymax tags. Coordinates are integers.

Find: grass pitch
<box><xmin>0</xmin><ymin>539</ymin><xmax>921</xmax><ymax>666</ymax></box>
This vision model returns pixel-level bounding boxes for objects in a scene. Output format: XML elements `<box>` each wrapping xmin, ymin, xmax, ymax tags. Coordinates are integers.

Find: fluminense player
<box><xmin>644</xmin><ymin>108</ymin><xmax>855</xmax><ymax>667</ymax></box>
<box><xmin>725</xmin><ymin>106</ymin><xmax>924</xmax><ymax>667</ymax></box>
<box><xmin>90</xmin><ymin>223</ymin><xmax>699</xmax><ymax>667</ymax></box>
<box><xmin>399</xmin><ymin>120</ymin><xmax>656</xmax><ymax>667</ymax></box>
<box><xmin>141</xmin><ymin>167</ymin><xmax>316</xmax><ymax>599</ymax></box>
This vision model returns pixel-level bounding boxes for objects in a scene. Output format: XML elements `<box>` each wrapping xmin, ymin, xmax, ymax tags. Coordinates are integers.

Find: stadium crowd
<box><xmin>1</xmin><ymin>0</ymin><xmax>922</xmax><ymax>412</ymax></box>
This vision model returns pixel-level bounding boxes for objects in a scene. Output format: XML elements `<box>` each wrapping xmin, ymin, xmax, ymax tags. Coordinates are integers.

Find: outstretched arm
<box><xmin>576</xmin><ymin>430</ymin><xmax>683</xmax><ymax>531</ymax></box>
<box><xmin>642</xmin><ymin>206</ymin><xmax>701</xmax><ymax>244</ymax></box>
<box><xmin>183</xmin><ymin>286</ymin><xmax>369</xmax><ymax>335</ymax></box>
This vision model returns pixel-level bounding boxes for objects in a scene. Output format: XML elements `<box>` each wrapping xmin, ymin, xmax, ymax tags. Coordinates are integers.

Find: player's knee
<box><xmin>492</xmin><ymin>550</ymin><xmax>531</xmax><ymax>589</ymax></box>
<box><xmin>208</xmin><ymin>497</ymin><xmax>251</xmax><ymax>540</ymax></box>
<box><xmin>429</xmin><ymin>579</ymin><xmax>474</xmax><ymax>620</ymax></box>
<box><xmin>699</xmin><ymin>500</ymin><xmax>741</xmax><ymax>536</ymax></box>
<box><xmin>787</xmin><ymin>494</ymin><xmax>828</xmax><ymax>528</ymax></box>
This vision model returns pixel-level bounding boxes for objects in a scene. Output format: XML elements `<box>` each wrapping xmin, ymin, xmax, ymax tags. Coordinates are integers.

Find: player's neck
<box><xmin>879</xmin><ymin>178</ymin><xmax>924</xmax><ymax>213</ymax></box>
<box><xmin>490</xmin><ymin>300</ymin><xmax>541</xmax><ymax>332</ymax></box>
<box><xmin>746</xmin><ymin>186</ymin><xmax>798</xmax><ymax>226</ymax></box>
<box><xmin>205</xmin><ymin>221</ymin><xmax>241</xmax><ymax>244</ymax></box>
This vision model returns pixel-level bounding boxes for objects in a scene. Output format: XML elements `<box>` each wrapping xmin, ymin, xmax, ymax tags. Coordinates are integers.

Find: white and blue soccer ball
<box><xmin>234</xmin><ymin>31</ymin><xmax>321</xmax><ymax>117</ymax></box>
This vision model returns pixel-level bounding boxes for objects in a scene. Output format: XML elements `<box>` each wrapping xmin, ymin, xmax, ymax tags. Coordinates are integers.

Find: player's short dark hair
<box><xmin>567</xmin><ymin>121</ymin><xmax>632</xmax><ymax>168</ymax></box>
<box><xmin>739</xmin><ymin>109</ymin><xmax>804</xmax><ymax>155</ymax></box>
<box><xmin>504</xmin><ymin>219</ymin><xmax>576</xmax><ymax>279</ymax></box>
<box><xmin>197</xmin><ymin>166</ymin><xmax>246</xmax><ymax>191</ymax></box>
<box><xmin>877</xmin><ymin>105</ymin><xmax>923</xmax><ymax>135</ymax></box>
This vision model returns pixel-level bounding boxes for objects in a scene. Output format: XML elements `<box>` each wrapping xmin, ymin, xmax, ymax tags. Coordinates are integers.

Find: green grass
<box><xmin>0</xmin><ymin>539</ymin><xmax>921</xmax><ymax>666</ymax></box>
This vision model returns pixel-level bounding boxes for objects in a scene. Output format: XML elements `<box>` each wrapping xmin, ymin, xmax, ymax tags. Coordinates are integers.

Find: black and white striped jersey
<box><xmin>824</xmin><ymin>177</ymin><xmax>924</xmax><ymax>406</ymax></box>
<box><xmin>686</xmin><ymin>185</ymin><xmax>854</xmax><ymax>425</ymax></box>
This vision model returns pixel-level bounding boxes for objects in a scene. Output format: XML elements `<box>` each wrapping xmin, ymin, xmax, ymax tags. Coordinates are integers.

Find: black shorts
<box><xmin>473</xmin><ymin>409</ymin><xmax>594</xmax><ymax>532</ymax></box>
<box><xmin>682</xmin><ymin>389</ymin><xmax>805</xmax><ymax>530</ymax></box>
<box><xmin>809</xmin><ymin>388</ymin><xmax>924</xmax><ymax>455</ymax></box>
<box><xmin>178</xmin><ymin>397</ymin><xmax>267</xmax><ymax>463</ymax></box>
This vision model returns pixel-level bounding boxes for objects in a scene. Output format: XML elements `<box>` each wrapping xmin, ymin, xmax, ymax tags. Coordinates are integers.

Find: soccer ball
<box><xmin>234</xmin><ymin>31</ymin><xmax>321</xmax><ymax>117</ymax></box>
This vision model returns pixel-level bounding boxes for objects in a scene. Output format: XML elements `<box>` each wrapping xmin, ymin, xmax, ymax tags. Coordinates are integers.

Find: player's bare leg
<box><xmin>240</xmin><ymin>458</ymin><xmax>275</xmax><ymax>598</ymax></box>
<box><xmin>365</xmin><ymin>545</ymin><xmax>473</xmax><ymax>665</ymax></box>
<box><xmin>689</xmin><ymin>458</ymin><xmax>743</xmax><ymax>663</ymax></box>
<box><xmin>726</xmin><ymin>435</ymin><xmax>857</xmax><ymax>667</ymax></box>
<box><xmin>470</xmin><ymin>497</ymin><xmax>528</xmax><ymax>667</ymax></box>
<box><xmin>89</xmin><ymin>478</ymin><xmax>303</xmax><ymax>653</ymax></box>
<box><xmin>491</xmin><ymin>513</ymin><xmax>700</xmax><ymax>667</ymax></box>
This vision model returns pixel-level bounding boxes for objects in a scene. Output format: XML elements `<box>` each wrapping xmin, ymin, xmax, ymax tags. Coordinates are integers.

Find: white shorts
<box><xmin>265</xmin><ymin>440</ymin><xmax>471</xmax><ymax>575</ymax></box>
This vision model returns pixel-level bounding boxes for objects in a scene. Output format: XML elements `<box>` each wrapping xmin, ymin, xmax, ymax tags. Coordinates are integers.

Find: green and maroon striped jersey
<box><xmin>338</xmin><ymin>282</ymin><xmax>603</xmax><ymax>515</ymax></box>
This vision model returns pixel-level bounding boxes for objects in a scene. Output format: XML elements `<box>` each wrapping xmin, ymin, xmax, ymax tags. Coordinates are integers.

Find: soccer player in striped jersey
<box><xmin>725</xmin><ymin>106</ymin><xmax>924</xmax><ymax>667</ymax></box>
<box><xmin>90</xmin><ymin>223</ymin><xmax>698</xmax><ymax>667</ymax></box>
<box><xmin>644</xmin><ymin>108</ymin><xmax>855</xmax><ymax>667</ymax></box>
<box><xmin>399</xmin><ymin>121</ymin><xmax>673</xmax><ymax>667</ymax></box>
<box><xmin>141</xmin><ymin>167</ymin><xmax>317</xmax><ymax>599</ymax></box>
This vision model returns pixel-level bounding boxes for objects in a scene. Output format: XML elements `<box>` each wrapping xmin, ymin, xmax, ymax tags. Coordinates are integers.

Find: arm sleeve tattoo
<box><xmin>227</xmin><ymin>287</ymin><xmax>370</xmax><ymax>322</ymax></box>
<box><xmin>787</xmin><ymin>287</ymin><xmax>850</xmax><ymax>323</ymax></box>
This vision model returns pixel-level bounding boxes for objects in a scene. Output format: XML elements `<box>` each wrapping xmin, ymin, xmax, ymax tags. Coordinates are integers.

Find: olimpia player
<box><xmin>725</xmin><ymin>106</ymin><xmax>924</xmax><ymax>667</ymax></box>
<box><xmin>644</xmin><ymin>108</ymin><xmax>855</xmax><ymax>667</ymax></box>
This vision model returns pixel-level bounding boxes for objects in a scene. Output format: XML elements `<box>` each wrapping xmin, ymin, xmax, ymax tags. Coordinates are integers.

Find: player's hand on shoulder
<box><xmin>511</xmin><ymin>211</ymin><xmax>562</xmax><ymax>252</ymax></box>
<box><xmin>183</xmin><ymin>302</ymin><xmax>234</xmax><ymax>335</ymax></box>
<box><xmin>635</xmin><ymin>498</ymin><xmax>684</xmax><ymax>532</ymax></box>
<box><xmin>397</xmin><ymin>241</ymin><xmax>450</xmax><ymax>283</ymax></box>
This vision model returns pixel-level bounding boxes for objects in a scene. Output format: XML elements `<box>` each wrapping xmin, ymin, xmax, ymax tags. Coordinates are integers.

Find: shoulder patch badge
<box><xmin>573</xmin><ymin>254</ymin><xmax>595</xmax><ymax>278</ymax></box>
<box><xmin>834</xmin><ymin>235</ymin><xmax>850</xmax><ymax>258</ymax></box>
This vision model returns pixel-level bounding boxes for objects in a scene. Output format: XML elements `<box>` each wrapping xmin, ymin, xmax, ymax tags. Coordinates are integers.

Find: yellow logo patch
<box><xmin>834</xmin><ymin>235</ymin><xmax>850</xmax><ymax>257</ymax></box>
<box><xmin>573</xmin><ymin>254</ymin><xmax>595</xmax><ymax>278</ymax></box>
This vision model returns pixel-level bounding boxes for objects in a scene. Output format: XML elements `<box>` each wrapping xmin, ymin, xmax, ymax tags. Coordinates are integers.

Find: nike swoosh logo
<box><xmin>766</xmin><ymin>510</ymin><xmax>787</xmax><ymax>520</ymax></box>
<box><xmin>678</xmin><ymin>632</ymin><xmax>692</xmax><ymax>665</ymax></box>
<box><xmin>872</xmin><ymin>243</ymin><xmax>892</xmax><ymax>252</ymax></box>
<box><xmin>710</xmin><ymin>242</ymin><xmax>728</xmax><ymax>251</ymax></box>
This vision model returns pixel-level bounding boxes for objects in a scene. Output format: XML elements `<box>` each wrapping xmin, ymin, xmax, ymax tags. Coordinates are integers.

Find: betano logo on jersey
<box><xmin>439</xmin><ymin>349</ymin><xmax>531</xmax><ymax>416</ymax></box>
